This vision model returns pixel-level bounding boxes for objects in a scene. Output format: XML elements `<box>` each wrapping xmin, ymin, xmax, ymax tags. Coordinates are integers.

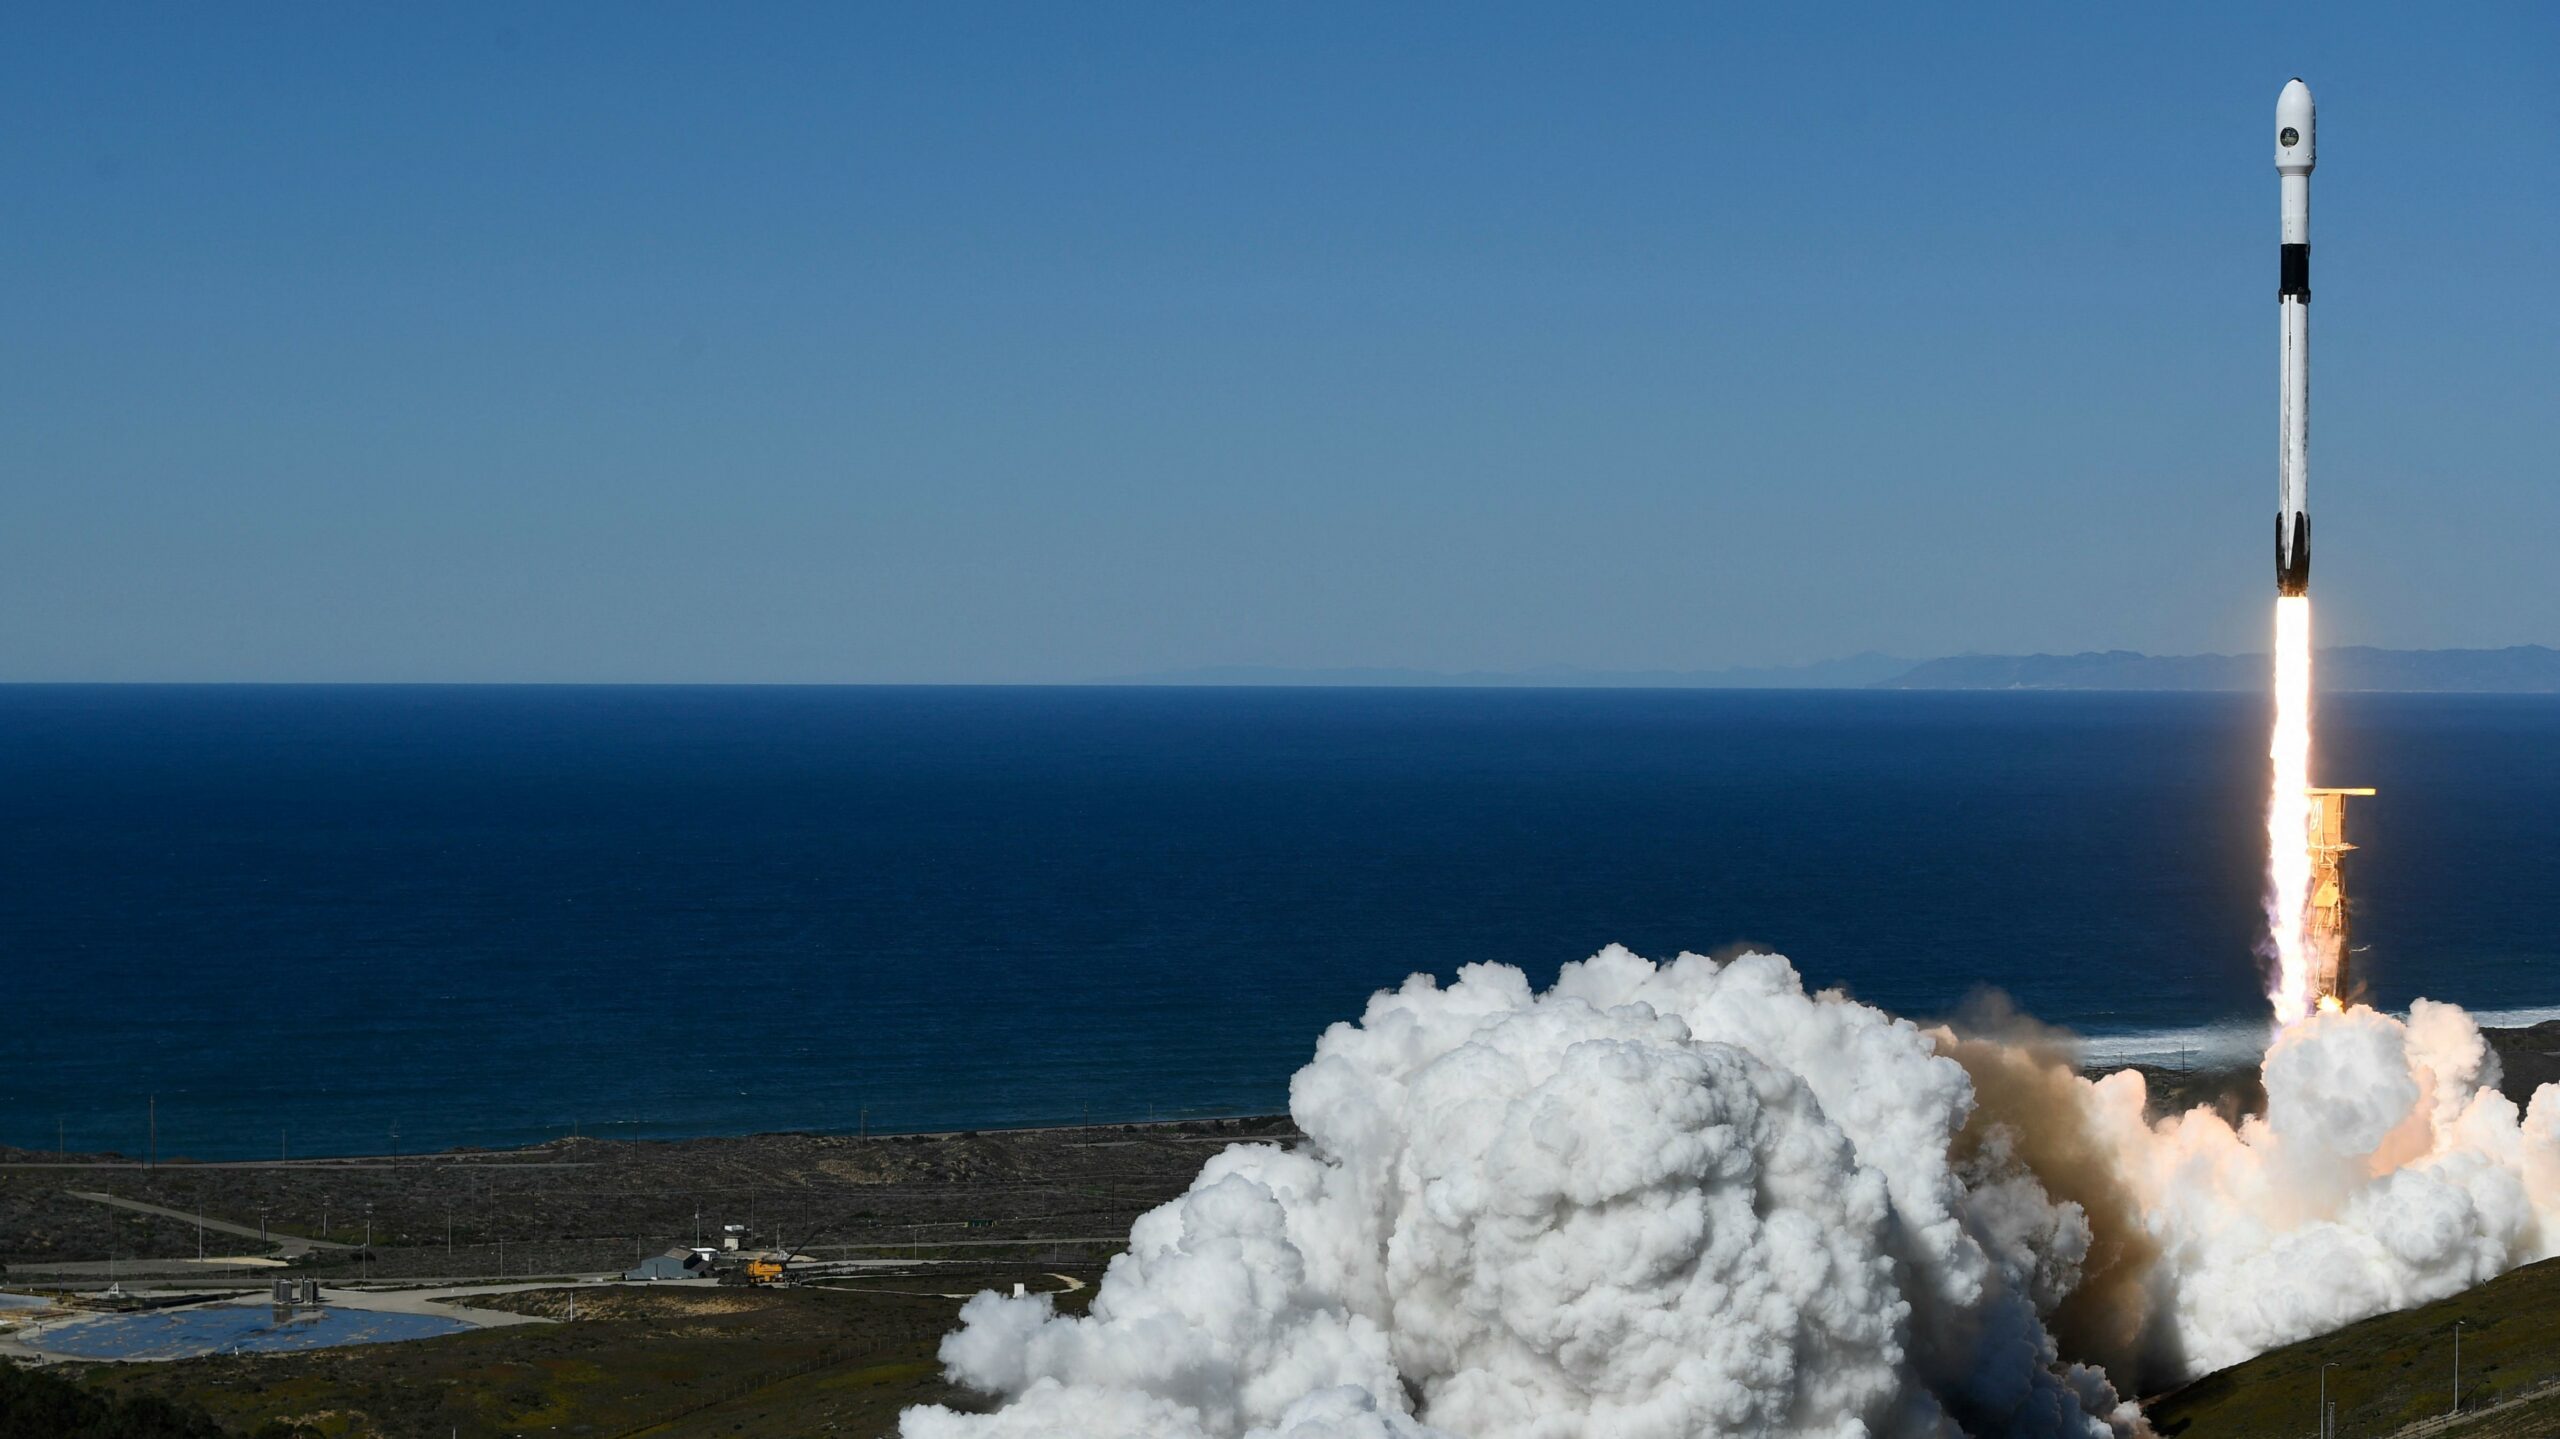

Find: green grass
<box><xmin>2148</xmin><ymin>1256</ymin><xmax>2560</xmax><ymax>1437</ymax></box>
<box><xmin>0</xmin><ymin>1362</ymin><xmax>315</xmax><ymax>1438</ymax></box>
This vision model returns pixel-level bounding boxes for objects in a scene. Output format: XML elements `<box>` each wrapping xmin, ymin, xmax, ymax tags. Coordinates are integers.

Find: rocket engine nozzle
<box><xmin>2277</xmin><ymin>511</ymin><xmax>2309</xmax><ymax>597</ymax></box>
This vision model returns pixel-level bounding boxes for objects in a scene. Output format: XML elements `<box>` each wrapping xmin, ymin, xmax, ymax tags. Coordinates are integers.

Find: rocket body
<box><xmin>2276</xmin><ymin>79</ymin><xmax>2315</xmax><ymax>596</ymax></box>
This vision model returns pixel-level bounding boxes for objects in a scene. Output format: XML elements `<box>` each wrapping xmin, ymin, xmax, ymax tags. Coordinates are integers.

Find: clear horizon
<box><xmin>6</xmin><ymin>3</ymin><xmax>2555</xmax><ymax>682</ymax></box>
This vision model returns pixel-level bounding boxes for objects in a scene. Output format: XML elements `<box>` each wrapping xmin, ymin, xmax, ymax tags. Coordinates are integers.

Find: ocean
<box><xmin>4</xmin><ymin>684</ymin><xmax>2555</xmax><ymax>1160</ymax></box>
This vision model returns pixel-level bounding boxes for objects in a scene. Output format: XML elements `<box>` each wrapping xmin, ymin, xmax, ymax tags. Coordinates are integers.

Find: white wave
<box><xmin>2072</xmin><ymin>1022</ymin><xmax>2270</xmax><ymax>1070</ymax></box>
<box><xmin>2464</xmin><ymin>1005</ymin><xmax>2560</xmax><ymax>1031</ymax></box>
<box><xmin>2075</xmin><ymin>1003</ymin><xmax>2560</xmax><ymax>1073</ymax></box>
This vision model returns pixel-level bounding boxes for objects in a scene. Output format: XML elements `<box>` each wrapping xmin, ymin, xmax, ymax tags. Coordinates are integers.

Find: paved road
<box><xmin>66</xmin><ymin>1190</ymin><xmax>351</xmax><ymax>1255</ymax></box>
<box><xmin>805</xmin><ymin>1236</ymin><xmax>1132</xmax><ymax>1252</ymax></box>
<box><xmin>325</xmin><ymin>1281</ymin><xmax>569</xmax><ymax>1330</ymax></box>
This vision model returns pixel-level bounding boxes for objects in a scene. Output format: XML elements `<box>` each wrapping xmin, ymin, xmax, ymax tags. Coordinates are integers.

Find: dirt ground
<box><xmin>3</xmin><ymin>1117</ymin><xmax>1275</xmax><ymax>1435</ymax></box>
<box><xmin>0</xmin><ymin>1115</ymin><xmax>1296</xmax><ymax>1281</ymax></box>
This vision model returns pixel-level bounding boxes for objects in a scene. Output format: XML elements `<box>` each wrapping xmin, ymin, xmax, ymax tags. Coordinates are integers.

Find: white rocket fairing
<box><xmin>2276</xmin><ymin>78</ymin><xmax>2315</xmax><ymax>596</ymax></box>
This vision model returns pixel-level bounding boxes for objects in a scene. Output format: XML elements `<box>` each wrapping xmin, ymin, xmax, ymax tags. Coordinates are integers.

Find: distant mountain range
<box><xmin>1102</xmin><ymin>646</ymin><xmax>2560</xmax><ymax>693</ymax></box>
<box><xmin>1096</xmin><ymin>654</ymin><xmax>1920</xmax><ymax>689</ymax></box>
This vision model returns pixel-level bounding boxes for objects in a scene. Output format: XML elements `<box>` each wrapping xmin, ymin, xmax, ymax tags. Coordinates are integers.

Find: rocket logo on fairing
<box><xmin>2275</xmin><ymin>78</ymin><xmax>2315</xmax><ymax>597</ymax></box>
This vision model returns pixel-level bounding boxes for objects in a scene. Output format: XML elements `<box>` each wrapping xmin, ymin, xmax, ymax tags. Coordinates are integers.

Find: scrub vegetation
<box><xmin>2147</xmin><ymin>1254</ymin><xmax>2560</xmax><ymax>1437</ymax></box>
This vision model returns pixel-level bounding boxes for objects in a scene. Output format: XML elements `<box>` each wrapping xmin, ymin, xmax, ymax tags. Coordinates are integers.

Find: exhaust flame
<box><xmin>2267</xmin><ymin>595</ymin><xmax>2316</xmax><ymax>1024</ymax></box>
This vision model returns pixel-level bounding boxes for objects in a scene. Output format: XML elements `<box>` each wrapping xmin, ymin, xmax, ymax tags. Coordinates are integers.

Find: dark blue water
<box><xmin>4</xmin><ymin>685</ymin><xmax>2554</xmax><ymax>1160</ymax></box>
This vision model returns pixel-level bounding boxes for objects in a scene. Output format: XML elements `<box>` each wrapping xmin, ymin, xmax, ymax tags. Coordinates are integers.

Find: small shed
<box><xmin>625</xmin><ymin>1246</ymin><xmax>707</xmax><ymax>1282</ymax></box>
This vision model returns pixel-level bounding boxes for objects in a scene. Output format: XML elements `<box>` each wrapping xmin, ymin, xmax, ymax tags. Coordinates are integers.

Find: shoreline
<box><xmin>0</xmin><ymin>1111</ymin><xmax>1284</xmax><ymax>1172</ymax></box>
<box><xmin>0</xmin><ymin>1116</ymin><xmax>1298</xmax><ymax>1289</ymax></box>
<box><xmin>14</xmin><ymin>1016</ymin><xmax>2557</xmax><ymax>1172</ymax></box>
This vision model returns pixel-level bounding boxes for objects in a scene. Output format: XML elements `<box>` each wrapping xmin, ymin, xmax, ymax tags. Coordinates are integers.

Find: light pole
<box><xmin>2320</xmin><ymin>1361</ymin><xmax>2338</xmax><ymax>1439</ymax></box>
<box><xmin>2453</xmin><ymin>1320</ymin><xmax>2465</xmax><ymax>1415</ymax></box>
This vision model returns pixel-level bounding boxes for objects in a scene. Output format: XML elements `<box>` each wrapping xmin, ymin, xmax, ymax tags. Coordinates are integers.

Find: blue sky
<box><xmin>3</xmin><ymin>4</ymin><xmax>2553</xmax><ymax>681</ymax></box>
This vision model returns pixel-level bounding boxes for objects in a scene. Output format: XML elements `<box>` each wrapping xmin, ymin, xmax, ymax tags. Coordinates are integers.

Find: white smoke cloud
<box><xmin>2085</xmin><ymin>996</ymin><xmax>2560</xmax><ymax>1376</ymax></box>
<box><xmin>902</xmin><ymin>948</ymin><xmax>2560</xmax><ymax>1438</ymax></box>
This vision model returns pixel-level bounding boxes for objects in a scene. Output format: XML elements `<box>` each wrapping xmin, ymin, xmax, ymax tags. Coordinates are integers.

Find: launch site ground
<box><xmin>0</xmin><ymin>1115</ymin><xmax>1287</xmax><ymax>1287</ymax></box>
<box><xmin>6</xmin><ymin>1025</ymin><xmax>2560</xmax><ymax>1437</ymax></box>
<box><xmin>1</xmin><ymin>1116</ymin><xmax>1266</xmax><ymax>1434</ymax></box>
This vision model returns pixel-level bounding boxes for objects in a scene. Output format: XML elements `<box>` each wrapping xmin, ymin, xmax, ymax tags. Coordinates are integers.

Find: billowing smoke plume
<box><xmin>903</xmin><ymin>948</ymin><xmax>2560</xmax><ymax>1438</ymax></box>
<box><xmin>2075</xmin><ymin>997</ymin><xmax>2560</xmax><ymax>1376</ymax></box>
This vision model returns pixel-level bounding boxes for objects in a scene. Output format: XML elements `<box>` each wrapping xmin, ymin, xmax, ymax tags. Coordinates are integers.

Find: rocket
<box><xmin>2275</xmin><ymin>78</ymin><xmax>2315</xmax><ymax>597</ymax></box>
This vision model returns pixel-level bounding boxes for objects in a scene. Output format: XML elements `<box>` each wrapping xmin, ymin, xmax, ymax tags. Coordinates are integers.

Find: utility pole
<box><xmin>280</xmin><ymin>1128</ymin><xmax>287</xmax><ymax>1161</ymax></box>
<box><xmin>2453</xmin><ymin>1320</ymin><xmax>2464</xmax><ymax>1415</ymax></box>
<box><xmin>147</xmin><ymin>1095</ymin><xmax>156</xmax><ymax>1171</ymax></box>
<box><xmin>2320</xmin><ymin>1362</ymin><xmax>2337</xmax><ymax>1439</ymax></box>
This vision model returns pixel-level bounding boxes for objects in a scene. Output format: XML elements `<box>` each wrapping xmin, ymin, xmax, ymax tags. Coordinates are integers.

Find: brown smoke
<box><xmin>1933</xmin><ymin>992</ymin><xmax>2168</xmax><ymax>1388</ymax></box>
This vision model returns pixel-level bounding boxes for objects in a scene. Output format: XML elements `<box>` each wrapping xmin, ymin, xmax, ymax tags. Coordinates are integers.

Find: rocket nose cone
<box><xmin>2276</xmin><ymin>78</ymin><xmax>2315</xmax><ymax>170</ymax></box>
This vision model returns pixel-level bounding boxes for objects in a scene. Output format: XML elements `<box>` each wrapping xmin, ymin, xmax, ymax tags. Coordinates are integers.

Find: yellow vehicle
<box><xmin>744</xmin><ymin>1256</ymin><xmax>788</xmax><ymax>1286</ymax></box>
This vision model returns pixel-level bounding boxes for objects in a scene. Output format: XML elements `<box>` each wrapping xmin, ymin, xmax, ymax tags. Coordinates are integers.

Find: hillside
<box><xmin>2147</xmin><ymin>1254</ymin><xmax>2560</xmax><ymax>1437</ymax></box>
